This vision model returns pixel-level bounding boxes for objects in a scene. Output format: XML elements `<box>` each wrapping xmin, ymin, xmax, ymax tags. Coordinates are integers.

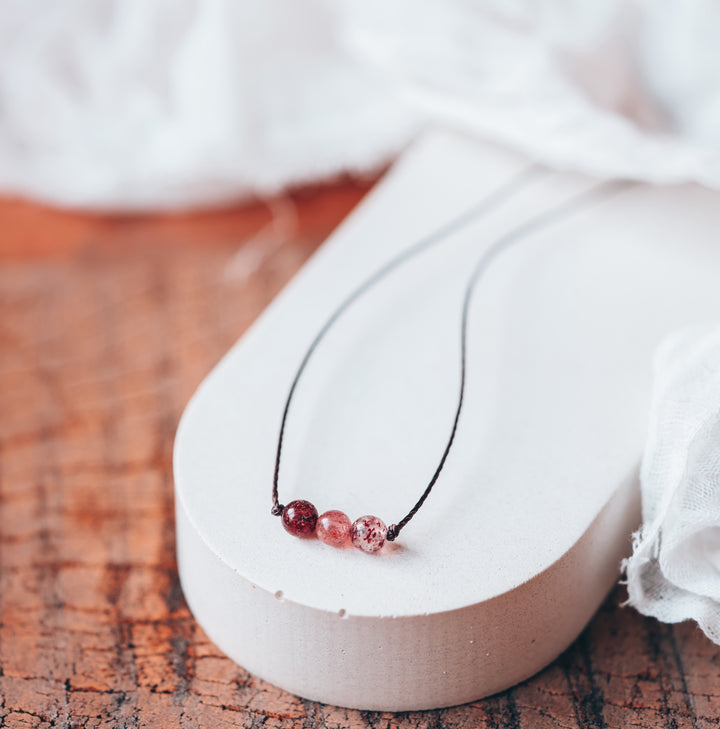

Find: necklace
<box><xmin>271</xmin><ymin>168</ymin><xmax>625</xmax><ymax>553</ymax></box>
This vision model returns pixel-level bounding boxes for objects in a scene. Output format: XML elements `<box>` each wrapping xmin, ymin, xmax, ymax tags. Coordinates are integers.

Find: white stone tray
<box><xmin>174</xmin><ymin>131</ymin><xmax>720</xmax><ymax>711</ymax></box>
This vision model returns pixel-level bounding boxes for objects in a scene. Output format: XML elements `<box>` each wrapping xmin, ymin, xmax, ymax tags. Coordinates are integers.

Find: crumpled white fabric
<box><xmin>343</xmin><ymin>0</ymin><xmax>720</xmax><ymax>189</ymax></box>
<box><xmin>624</xmin><ymin>326</ymin><xmax>720</xmax><ymax>644</ymax></box>
<box><xmin>3</xmin><ymin>0</ymin><xmax>720</xmax><ymax>209</ymax></box>
<box><xmin>0</xmin><ymin>0</ymin><xmax>418</xmax><ymax>210</ymax></box>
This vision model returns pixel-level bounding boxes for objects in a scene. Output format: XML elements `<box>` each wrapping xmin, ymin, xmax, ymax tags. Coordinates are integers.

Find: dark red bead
<box><xmin>281</xmin><ymin>500</ymin><xmax>318</xmax><ymax>538</ymax></box>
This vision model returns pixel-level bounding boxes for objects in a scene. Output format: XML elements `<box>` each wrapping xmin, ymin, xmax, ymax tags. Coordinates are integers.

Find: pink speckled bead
<box><xmin>350</xmin><ymin>515</ymin><xmax>387</xmax><ymax>554</ymax></box>
<box><xmin>316</xmin><ymin>510</ymin><xmax>352</xmax><ymax>548</ymax></box>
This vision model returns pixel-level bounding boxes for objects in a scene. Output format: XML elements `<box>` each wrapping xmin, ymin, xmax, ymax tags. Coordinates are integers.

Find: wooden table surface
<box><xmin>0</xmin><ymin>181</ymin><xmax>718</xmax><ymax>729</ymax></box>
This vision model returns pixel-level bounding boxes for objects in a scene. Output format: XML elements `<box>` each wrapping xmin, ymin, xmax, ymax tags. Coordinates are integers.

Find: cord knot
<box><xmin>386</xmin><ymin>524</ymin><xmax>399</xmax><ymax>542</ymax></box>
<box><xmin>271</xmin><ymin>503</ymin><xmax>285</xmax><ymax>517</ymax></box>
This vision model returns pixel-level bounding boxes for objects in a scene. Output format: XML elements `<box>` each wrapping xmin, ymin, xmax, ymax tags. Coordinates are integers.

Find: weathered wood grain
<box><xmin>0</xmin><ymin>184</ymin><xmax>718</xmax><ymax>728</ymax></box>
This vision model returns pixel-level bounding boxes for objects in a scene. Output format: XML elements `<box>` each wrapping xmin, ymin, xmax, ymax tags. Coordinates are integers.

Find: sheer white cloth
<box><xmin>0</xmin><ymin>0</ymin><xmax>417</xmax><ymax>210</ymax></box>
<box><xmin>624</xmin><ymin>326</ymin><xmax>720</xmax><ymax>644</ymax></box>
<box><xmin>3</xmin><ymin>0</ymin><xmax>720</xmax><ymax>209</ymax></box>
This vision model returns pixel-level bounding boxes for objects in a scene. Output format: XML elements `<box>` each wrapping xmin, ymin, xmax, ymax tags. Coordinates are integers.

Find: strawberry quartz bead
<box><xmin>281</xmin><ymin>500</ymin><xmax>318</xmax><ymax>538</ymax></box>
<box><xmin>351</xmin><ymin>515</ymin><xmax>387</xmax><ymax>554</ymax></box>
<box><xmin>316</xmin><ymin>510</ymin><xmax>351</xmax><ymax>547</ymax></box>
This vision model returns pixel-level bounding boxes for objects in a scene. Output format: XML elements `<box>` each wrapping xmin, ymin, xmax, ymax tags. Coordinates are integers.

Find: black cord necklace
<box><xmin>271</xmin><ymin>167</ymin><xmax>625</xmax><ymax>553</ymax></box>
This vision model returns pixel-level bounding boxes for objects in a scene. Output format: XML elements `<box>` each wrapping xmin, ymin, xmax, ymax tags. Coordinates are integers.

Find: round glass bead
<box><xmin>316</xmin><ymin>510</ymin><xmax>351</xmax><ymax>547</ymax></box>
<box><xmin>281</xmin><ymin>500</ymin><xmax>318</xmax><ymax>538</ymax></box>
<box><xmin>350</xmin><ymin>515</ymin><xmax>387</xmax><ymax>554</ymax></box>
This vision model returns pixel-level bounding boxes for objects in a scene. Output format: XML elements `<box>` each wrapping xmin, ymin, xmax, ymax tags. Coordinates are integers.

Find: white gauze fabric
<box><xmin>4</xmin><ymin>0</ymin><xmax>720</xmax><ymax>208</ymax></box>
<box><xmin>624</xmin><ymin>326</ymin><xmax>720</xmax><ymax>643</ymax></box>
<box><xmin>342</xmin><ymin>0</ymin><xmax>720</xmax><ymax>189</ymax></box>
<box><xmin>0</xmin><ymin>0</ymin><xmax>418</xmax><ymax>210</ymax></box>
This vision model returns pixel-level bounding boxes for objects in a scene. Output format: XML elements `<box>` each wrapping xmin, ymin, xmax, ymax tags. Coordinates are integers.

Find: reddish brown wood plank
<box><xmin>0</xmin><ymin>182</ymin><xmax>718</xmax><ymax>728</ymax></box>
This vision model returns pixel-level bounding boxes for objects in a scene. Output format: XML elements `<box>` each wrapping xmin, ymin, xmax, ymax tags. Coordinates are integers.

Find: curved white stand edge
<box><xmin>176</xmin><ymin>472</ymin><xmax>639</xmax><ymax>711</ymax></box>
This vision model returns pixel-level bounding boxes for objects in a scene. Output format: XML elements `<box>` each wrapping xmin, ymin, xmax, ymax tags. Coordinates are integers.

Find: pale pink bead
<box><xmin>316</xmin><ymin>510</ymin><xmax>351</xmax><ymax>547</ymax></box>
<box><xmin>351</xmin><ymin>515</ymin><xmax>387</xmax><ymax>554</ymax></box>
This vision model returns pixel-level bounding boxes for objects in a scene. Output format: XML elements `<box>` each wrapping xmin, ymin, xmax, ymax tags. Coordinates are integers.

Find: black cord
<box><xmin>385</xmin><ymin>178</ymin><xmax>632</xmax><ymax>540</ymax></box>
<box><xmin>271</xmin><ymin>164</ymin><xmax>543</xmax><ymax>517</ymax></box>
<box><xmin>272</xmin><ymin>164</ymin><xmax>630</xmax><ymax>540</ymax></box>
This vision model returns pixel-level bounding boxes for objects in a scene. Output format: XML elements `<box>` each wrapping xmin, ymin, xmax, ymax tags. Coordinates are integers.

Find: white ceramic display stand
<box><xmin>174</xmin><ymin>131</ymin><xmax>720</xmax><ymax>711</ymax></box>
